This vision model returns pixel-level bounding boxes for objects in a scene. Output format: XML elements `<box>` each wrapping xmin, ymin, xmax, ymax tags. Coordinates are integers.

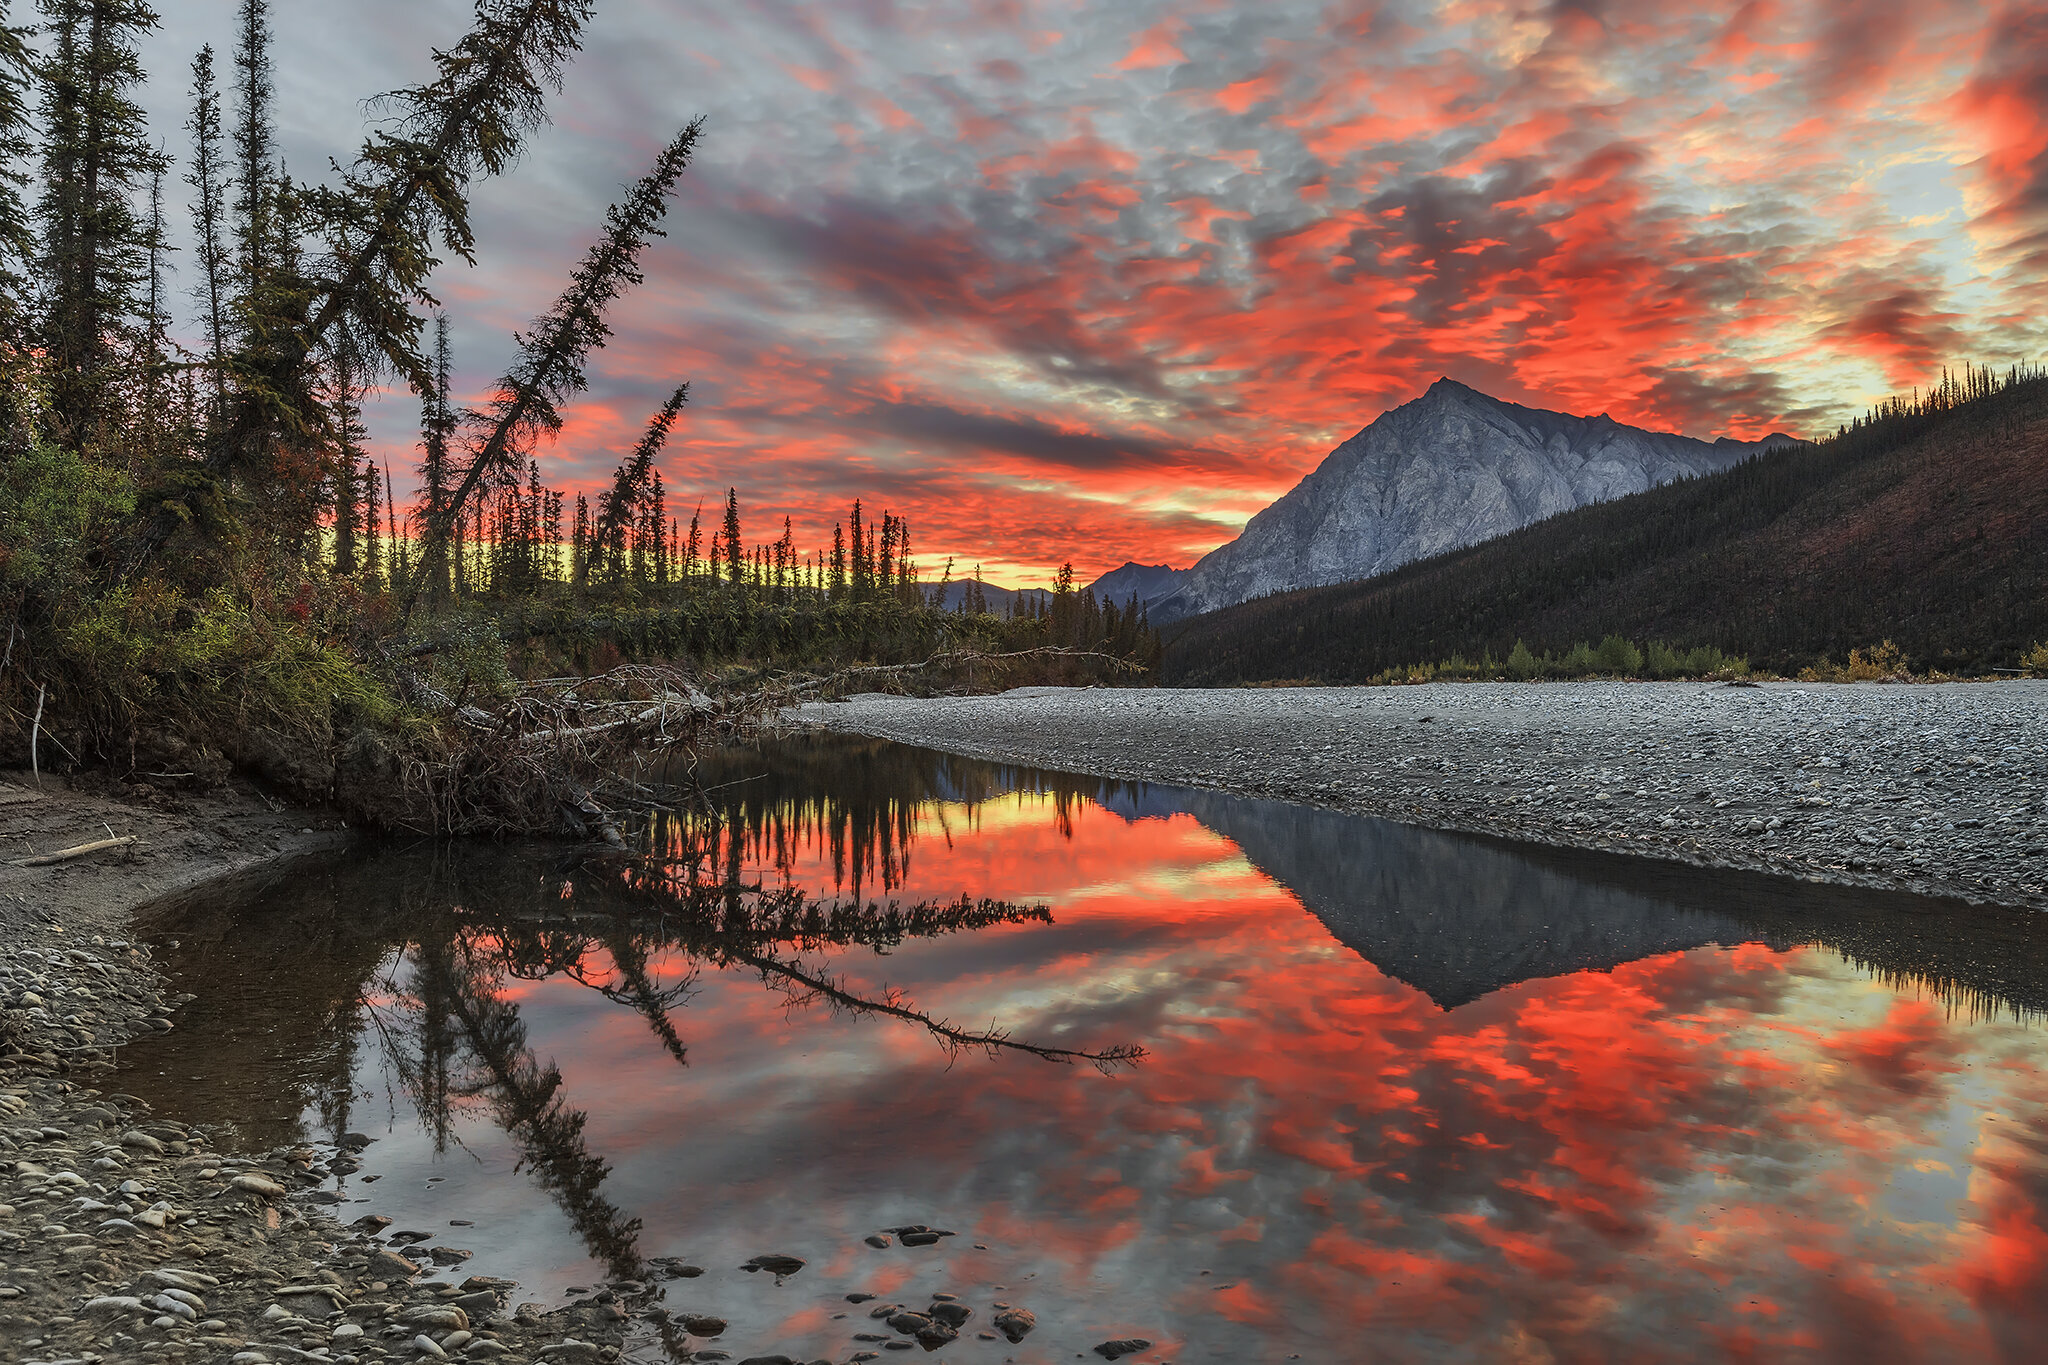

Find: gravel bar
<box><xmin>0</xmin><ymin>778</ymin><xmax>659</xmax><ymax>1365</ymax></box>
<box><xmin>797</xmin><ymin>680</ymin><xmax>2048</xmax><ymax>912</ymax></box>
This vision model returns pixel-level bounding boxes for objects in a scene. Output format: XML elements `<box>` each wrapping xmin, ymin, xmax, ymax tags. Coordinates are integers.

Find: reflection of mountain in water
<box><xmin>1172</xmin><ymin>792</ymin><xmax>1770</xmax><ymax>1007</ymax></box>
<box><xmin>694</xmin><ymin>734</ymin><xmax>2048</xmax><ymax>1020</ymax></box>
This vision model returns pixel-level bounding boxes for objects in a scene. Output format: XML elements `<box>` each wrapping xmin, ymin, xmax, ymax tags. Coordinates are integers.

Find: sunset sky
<box><xmin>141</xmin><ymin>1</ymin><xmax>2048</xmax><ymax>584</ymax></box>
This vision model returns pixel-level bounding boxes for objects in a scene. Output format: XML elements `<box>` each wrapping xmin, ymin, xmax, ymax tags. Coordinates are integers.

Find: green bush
<box><xmin>61</xmin><ymin>583</ymin><xmax>395</xmax><ymax>730</ymax></box>
<box><xmin>1595</xmin><ymin>634</ymin><xmax>1643</xmax><ymax>675</ymax></box>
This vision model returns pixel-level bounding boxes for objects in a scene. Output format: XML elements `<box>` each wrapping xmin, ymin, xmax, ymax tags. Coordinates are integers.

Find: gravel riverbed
<box><xmin>797</xmin><ymin>680</ymin><xmax>2048</xmax><ymax>912</ymax></box>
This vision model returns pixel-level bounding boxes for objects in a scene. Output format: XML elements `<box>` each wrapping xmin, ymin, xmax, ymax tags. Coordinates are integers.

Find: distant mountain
<box><xmin>1085</xmin><ymin>561</ymin><xmax>1185</xmax><ymax>611</ymax></box>
<box><xmin>927</xmin><ymin>578</ymin><xmax>1047</xmax><ymax>615</ymax></box>
<box><xmin>1149</xmin><ymin>378</ymin><xmax>1801</xmax><ymax>622</ymax></box>
<box><xmin>1162</xmin><ymin>372</ymin><xmax>2048</xmax><ymax>683</ymax></box>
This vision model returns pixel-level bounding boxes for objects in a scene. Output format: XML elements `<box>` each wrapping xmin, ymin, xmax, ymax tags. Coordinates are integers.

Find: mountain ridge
<box><xmin>1148</xmin><ymin>379</ymin><xmax>1800</xmax><ymax>622</ymax></box>
<box><xmin>1160</xmin><ymin>371</ymin><xmax>2048</xmax><ymax>682</ymax></box>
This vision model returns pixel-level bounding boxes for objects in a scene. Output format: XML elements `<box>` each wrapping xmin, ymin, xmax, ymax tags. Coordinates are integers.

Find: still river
<box><xmin>116</xmin><ymin>734</ymin><xmax>2048</xmax><ymax>1363</ymax></box>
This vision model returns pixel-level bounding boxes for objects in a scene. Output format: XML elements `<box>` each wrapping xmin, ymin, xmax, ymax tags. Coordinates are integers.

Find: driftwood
<box><xmin>391</xmin><ymin>647</ymin><xmax>1147</xmax><ymax>840</ymax></box>
<box><xmin>14</xmin><ymin>836</ymin><xmax>136</xmax><ymax>867</ymax></box>
<box><xmin>782</xmin><ymin>645</ymin><xmax>1144</xmax><ymax>695</ymax></box>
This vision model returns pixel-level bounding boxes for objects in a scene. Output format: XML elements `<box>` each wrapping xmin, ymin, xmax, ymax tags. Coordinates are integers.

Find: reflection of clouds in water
<box><xmin>125</xmin><ymin>741</ymin><xmax>2048</xmax><ymax>1362</ymax></box>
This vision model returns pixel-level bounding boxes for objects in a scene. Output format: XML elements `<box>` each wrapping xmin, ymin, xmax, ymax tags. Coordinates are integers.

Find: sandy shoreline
<box><xmin>796</xmin><ymin>679</ymin><xmax>2048</xmax><ymax>913</ymax></box>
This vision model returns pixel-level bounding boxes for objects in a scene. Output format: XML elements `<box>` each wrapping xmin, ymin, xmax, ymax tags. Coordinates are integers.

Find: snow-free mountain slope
<box><xmin>1085</xmin><ymin>562</ymin><xmax>1186</xmax><ymax>611</ymax></box>
<box><xmin>1149</xmin><ymin>379</ymin><xmax>1799</xmax><ymax>621</ymax></box>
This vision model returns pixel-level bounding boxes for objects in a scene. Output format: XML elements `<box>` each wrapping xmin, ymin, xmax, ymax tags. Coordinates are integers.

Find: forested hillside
<box><xmin>1162</xmin><ymin>367</ymin><xmax>2048</xmax><ymax>685</ymax></box>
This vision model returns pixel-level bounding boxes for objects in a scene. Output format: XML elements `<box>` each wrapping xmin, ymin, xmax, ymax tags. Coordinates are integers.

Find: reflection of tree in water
<box><xmin>358</xmin><ymin>774</ymin><xmax>1142</xmax><ymax>1279</ymax></box>
<box><xmin>664</xmin><ymin>731</ymin><xmax>1151</xmax><ymax>897</ymax></box>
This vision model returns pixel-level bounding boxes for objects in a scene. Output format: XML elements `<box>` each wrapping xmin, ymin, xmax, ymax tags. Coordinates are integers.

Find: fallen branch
<box><xmin>14</xmin><ymin>836</ymin><xmax>136</xmax><ymax>867</ymax></box>
<box><xmin>783</xmin><ymin>646</ymin><xmax>1144</xmax><ymax>695</ymax></box>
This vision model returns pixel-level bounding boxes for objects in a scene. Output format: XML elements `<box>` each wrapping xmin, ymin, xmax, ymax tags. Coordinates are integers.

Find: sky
<box><xmin>133</xmin><ymin>0</ymin><xmax>2048</xmax><ymax>584</ymax></box>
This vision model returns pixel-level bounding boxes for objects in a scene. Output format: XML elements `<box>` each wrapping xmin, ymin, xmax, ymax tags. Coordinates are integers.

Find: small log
<box><xmin>14</xmin><ymin>836</ymin><xmax>137</xmax><ymax>867</ymax></box>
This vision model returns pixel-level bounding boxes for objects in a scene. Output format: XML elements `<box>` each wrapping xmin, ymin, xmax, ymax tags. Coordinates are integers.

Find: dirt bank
<box><xmin>796</xmin><ymin>680</ymin><xmax>2048</xmax><ymax>913</ymax></box>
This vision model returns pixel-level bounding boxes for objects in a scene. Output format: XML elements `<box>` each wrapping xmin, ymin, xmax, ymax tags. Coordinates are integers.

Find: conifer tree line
<box><xmin>0</xmin><ymin>0</ymin><xmax>1156</xmax><ymax>774</ymax></box>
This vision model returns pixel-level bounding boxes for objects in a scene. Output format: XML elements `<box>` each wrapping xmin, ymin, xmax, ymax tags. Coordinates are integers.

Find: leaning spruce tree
<box><xmin>396</xmin><ymin>119</ymin><xmax>704</xmax><ymax>615</ymax></box>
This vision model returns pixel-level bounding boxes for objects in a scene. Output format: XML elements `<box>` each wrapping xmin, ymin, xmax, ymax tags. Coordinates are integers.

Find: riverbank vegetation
<box><xmin>0</xmin><ymin>0</ymin><xmax>1157</xmax><ymax>829</ymax></box>
<box><xmin>1353</xmin><ymin>636</ymin><xmax>1751</xmax><ymax>685</ymax></box>
<box><xmin>1163</xmin><ymin>364</ymin><xmax>2048</xmax><ymax>686</ymax></box>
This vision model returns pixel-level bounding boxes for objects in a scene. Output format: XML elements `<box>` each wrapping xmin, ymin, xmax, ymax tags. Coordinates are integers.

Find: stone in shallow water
<box><xmin>987</xmin><ymin>1301</ymin><xmax>1032</xmax><ymax>1342</ymax></box>
<box><xmin>738</xmin><ymin>1253</ymin><xmax>804</xmax><ymax>1275</ymax></box>
<box><xmin>679</xmin><ymin>1314</ymin><xmax>726</xmax><ymax>1336</ymax></box>
<box><xmin>1094</xmin><ymin>1339</ymin><xmax>1152</xmax><ymax>1360</ymax></box>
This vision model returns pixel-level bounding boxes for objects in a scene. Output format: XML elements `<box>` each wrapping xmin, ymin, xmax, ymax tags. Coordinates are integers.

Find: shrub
<box><xmin>1595</xmin><ymin>634</ymin><xmax>1643</xmax><ymax>675</ymax></box>
<box><xmin>1507</xmin><ymin>639</ymin><xmax>1539</xmax><ymax>680</ymax></box>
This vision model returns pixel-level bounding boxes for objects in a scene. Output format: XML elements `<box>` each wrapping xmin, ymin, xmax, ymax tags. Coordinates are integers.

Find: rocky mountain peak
<box><xmin>1146</xmin><ymin>381</ymin><xmax>1798</xmax><ymax>622</ymax></box>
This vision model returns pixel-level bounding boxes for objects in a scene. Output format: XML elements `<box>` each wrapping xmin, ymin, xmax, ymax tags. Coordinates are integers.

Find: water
<box><xmin>119</xmin><ymin>734</ymin><xmax>2048</xmax><ymax>1363</ymax></box>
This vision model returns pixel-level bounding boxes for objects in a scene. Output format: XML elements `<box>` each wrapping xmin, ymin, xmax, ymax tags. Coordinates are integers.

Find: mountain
<box><xmin>926</xmin><ymin>578</ymin><xmax>1046</xmax><ymax>615</ymax></box>
<box><xmin>1085</xmin><ymin>561</ymin><xmax>1185</xmax><ymax>611</ymax></box>
<box><xmin>1162</xmin><ymin>371</ymin><xmax>2048</xmax><ymax>683</ymax></box>
<box><xmin>1149</xmin><ymin>378</ymin><xmax>1800</xmax><ymax>622</ymax></box>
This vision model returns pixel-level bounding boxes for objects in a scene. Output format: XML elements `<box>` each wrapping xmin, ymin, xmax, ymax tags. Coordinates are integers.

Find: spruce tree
<box><xmin>330</xmin><ymin>344</ymin><xmax>367</xmax><ymax>575</ymax></box>
<box><xmin>847</xmin><ymin>500</ymin><xmax>865</xmax><ymax>600</ymax></box>
<box><xmin>590</xmin><ymin>382</ymin><xmax>687</xmax><ymax>581</ymax></box>
<box><xmin>35</xmin><ymin>0</ymin><xmax>167</xmax><ymax>451</ymax></box>
<box><xmin>310</xmin><ymin>0</ymin><xmax>600</xmax><ymax>388</ymax></box>
<box><xmin>362</xmin><ymin>439</ymin><xmax>382</xmax><ymax>586</ymax></box>
<box><xmin>230</xmin><ymin>0</ymin><xmax>273</xmax><ymax>299</ymax></box>
<box><xmin>721</xmin><ymin>487</ymin><xmax>741</xmax><ymax>585</ymax></box>
<box><xmin>417</xmin><ymin>314</ymin><xmax>454</xmax><ymax>600</ymax></box>
<box><xmin>183</xmin><ymin>44</ymin><xmax>229</xmax><ymax>417</ymax></box>
<box><xmin>135</xmin><ymin>162</ymin><xmax>173</xmax><ymax>458</ymax></box>
<box><xmin>0</xmin><ymin>1</ymin><xmax>36</xmax><ymax>334</ymax></box>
